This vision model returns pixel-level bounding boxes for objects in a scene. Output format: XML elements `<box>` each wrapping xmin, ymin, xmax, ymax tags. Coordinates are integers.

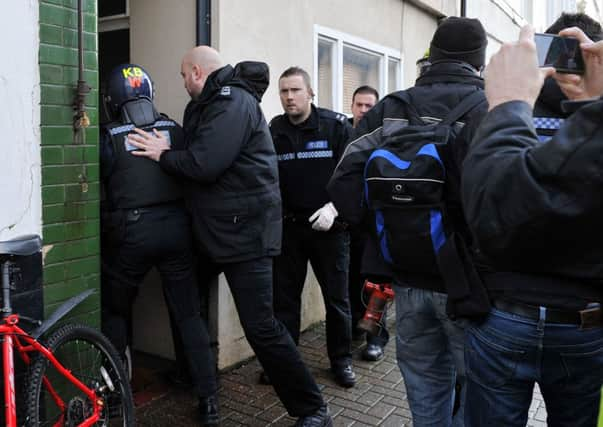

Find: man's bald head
<box><xmin>180</xmin><ymin>46</ymin><xmax>224</xmax><ymax>99</ymax></box>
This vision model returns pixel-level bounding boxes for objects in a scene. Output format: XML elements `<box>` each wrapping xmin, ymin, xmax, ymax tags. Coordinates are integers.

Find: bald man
<box><xmin>128</xmin><ymin>47</ymin><xmax>333</xmax><ymax>427</ymax></box>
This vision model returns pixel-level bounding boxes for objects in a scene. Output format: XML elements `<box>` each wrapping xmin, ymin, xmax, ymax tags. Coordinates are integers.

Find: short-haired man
<box><xmin>269</xmin><ymin>66</ymin><xmax>356</xmax><ymax>388</ymax></box>
<box><xmin>127</xmin><ymin>48</ymin><xmax>332</xmax><ymax>427</ymax></box>
<box><xmin>350</xmin><ymin>85</ymin><xmax>379</xmax><ymax>128</ymax></box>
<box><xmin>328</xmin><ymin>17</ymin><xmax>489</xmax><ymax>426</ymax></box>
<box><xmin>346</xmin><ymin>85</ymin><xmax>390</xmax><ymax>361</ymax></box>
<box><xmin>461</xmin><ymin>25</ymin><xmax>603</xmax><ymax>427</ymax></box>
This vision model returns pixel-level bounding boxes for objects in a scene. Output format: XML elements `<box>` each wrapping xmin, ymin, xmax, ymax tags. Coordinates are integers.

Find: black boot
<box><xmin>294</xmin><ymin>405</ymin><xmax>333</xmax><ymax>427</ymax></box>
<box><xmin>199</xmin><ymin>394</ymin><xmax>219</xmax><ymax>426</ymax></box>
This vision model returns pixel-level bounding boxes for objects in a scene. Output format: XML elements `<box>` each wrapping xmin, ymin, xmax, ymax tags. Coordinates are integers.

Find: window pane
<box><xmin>388</xmin><ymin>58</ymin><xmax>400</xmax><ymax>93</ymax></box>
<box><xmin>317</xmin><ymin>38</ymin><xmax>335</xmax><ymax>110</ymax></box>
<box><xmin>343</xmin><ymin>46</ymin><xmax>380</xmax><ymax>115</ymax></box>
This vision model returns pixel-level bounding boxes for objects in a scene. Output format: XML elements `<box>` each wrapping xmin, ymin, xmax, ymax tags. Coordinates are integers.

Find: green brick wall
<box><xmin>39</xmin><ymin>0</ymin><xmax>100</xmax><ymax>325</ymax></box>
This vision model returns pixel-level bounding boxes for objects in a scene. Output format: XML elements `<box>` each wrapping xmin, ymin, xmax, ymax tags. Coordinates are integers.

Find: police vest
<box><xmin>533</xmin><ymin>116</ymin><xmax>564</xmax><ymax>143</ymax></box>
<box><xmin>104</xmin><ymin>117</ymin><xmax>184</xmax><ymax>209</ymax></box>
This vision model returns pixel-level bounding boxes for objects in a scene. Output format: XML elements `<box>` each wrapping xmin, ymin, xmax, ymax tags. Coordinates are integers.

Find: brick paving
<box><xmin>135</xmin><ymin>315</ymin><xmax>546</xmax><ymax>426</ymax></box>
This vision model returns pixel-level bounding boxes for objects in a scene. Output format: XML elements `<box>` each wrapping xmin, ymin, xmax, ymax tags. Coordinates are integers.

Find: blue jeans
<box><xmin>465</xmin><ymin>307</ymin><xmax>603</xmax><ymax>427</ymax></box>
<box><xmin>395</xmin><ymin>286</ymin><xmax>468</xmax><ymax>427</ymax></box>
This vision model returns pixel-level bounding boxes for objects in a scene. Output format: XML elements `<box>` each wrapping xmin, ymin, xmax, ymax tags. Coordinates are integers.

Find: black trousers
<box><xmin>349</xmin><ymin>228</ymin><xmax>389</xmax><ymax>347</ymax></box>
<box><xmin>273</xmin><ymin>221</ymin><xmax>352</xmax><ymax>368</ymax></box>
<box><xmin>101</xmin><ymin>204</ymin><xmax>217</xmax><ymax>398</ymax></box>
<box><xmin>197</xmin><ymin>255</ymin><xmax>325</xmax><ymax>417</ymax></box>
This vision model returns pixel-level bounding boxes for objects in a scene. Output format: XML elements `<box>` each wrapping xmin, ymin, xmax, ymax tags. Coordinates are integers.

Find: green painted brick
<box><xmin>43</xmin><ymin>263</ymin><xmax>66</xmax><ymax>284</ymax></box>
<box><xmin>64</xmin><ymin>240</ymin><xmax>89</xmax><ymax>260</ymax></box>
<box><xmin>41</xmin><ymin>146</ymin><xmax>63</xmax><ymax>165</ymax></box>
<box><xmin>62</xmin><ymin>67</ymin><xmax>98</xmax><ymax>85</ymax></box>
<box><xmin>42</xmin><ymin>185</ymin><xmax>66</xmax><ymax>204</ymax></box>
<box><xmin>63</xmin><ymin>29</ymin><xmax>97</xmax><ymax>51</ymax></box>
<box><xmin>40</xmin><ymin>3</ymin><xmax>77</xmax><ymax>28</ymax></box>
<box><xmin>40</xmin><ymin>24</ymin><xmax>62</xmax><ymax>45</ymax></box>
<box><xmin>85</xmin><ymin>127</ymin><xmax>99</xmax><ymax>144</ymax></box>
<box><xmin>85</xmin><ymin>237</ymin><xmax>100</xmax><ymax>256</ymax></box>
<box><xmin>41</xmin><ymin>84</ymin><xmax>73</xmax><ymax>106</ymax></box>
<box><xmin>43</xmin><ymin>164</ymin><xmax>86</xmax><ymax>185</ymax></box>
<box><xmin>43</xmin><ymin>0</ymin><xmax>64</xmax><ymax>5</ymax></box>
<box><xmin>43</xmin><ymin>242</ymin><xmax>66</xmax><ymax>264</ymax></box>
<box><xmin>84</xmin><ymin>0</ymin><xmax>96</xmax><ymax>14</ymax></box>
<box><xmin>62</xmin><ymin>0</ymin><xmax>77</xmax><ymax>9</ymax></box>
<box><xmin>42</xmin><ymin>106</ymin><xmax>73</xmax><ymax>126</ymax></box>
<box><xmin>41</xmin><ymin>126</ymin><xmax>74</xmax><ymax>146</ymax></box>
<box><xmin>64</xmin><ymin>256</ymin><xmax>99</xmax><ymax>279</ymax></box>
<box><xmin>86</xmin><ymin>164</ymin><xmax>99</xmax><ymax>181</ymax></box>
<box><xmin>83</xmin><ymin>146</ymin><xmax>98</xmax><ymax>163</ymax></box>
<box><xmin>63</xmin><ymin>146</ymin><xmax>84</xmax><ymax>163</ymax></box>
<box><xmin>64</xmin><ymin>182</ymin><xmax>99</xmax><ymax>202</ymax></box>
<box><xmin>42</xmin><ymin>223</ymin><xmax>66</xmax><ymax>243</ymax></box>
<box><xmin>39</xmin><ymin>44</ymin><xmax>78</xmax><ymax>67</ymax></box>
<box><xmin>44</xmin><ymin>276</ymin><xmax>89</xmax><ymax>304</ymax></box>
<box><xmin>63</xmin><ymin>220</ymin><xmax>98</xmax><ymax>240</ymax></box>
<box><xmin>44</xmin><ymin>204</ymin><xmax>67</xmax><ymax>224</ymax></box>
<box><xmin>40</xmin><ymin>64</ymin><xmax>63</xmax><ymax>84</ymax></box>
<box><xmin>84</xmin><ymin>13</ymin><xmax>97</xmax><ymax>33</ymax></box>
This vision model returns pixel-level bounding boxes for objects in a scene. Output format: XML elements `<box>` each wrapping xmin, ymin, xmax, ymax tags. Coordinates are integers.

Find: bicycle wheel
<box><xmin>24</xmin><ymin>323</ymin><xmax>135</xmax><ymax>426</ymax></box>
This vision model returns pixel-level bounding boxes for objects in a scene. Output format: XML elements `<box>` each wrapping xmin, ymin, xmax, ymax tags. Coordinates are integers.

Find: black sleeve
<box><xmin>158</xmin><ymin>94</ymin><xmax>252</xmax><ymax>182</ymax></box>
<box><xmin>99</xmin><ymin>129</ymin><xmax>114</xmax><ymax>182</ymax></box>
<box><xmin>461</xmin><ymin>99</ymin><xmax>603</xmax><ymax>260</ymax></box>
<box><xmin>334</xmin><ymin>119</ymin><xmax>354</xmax><ymax>161</ymax></box>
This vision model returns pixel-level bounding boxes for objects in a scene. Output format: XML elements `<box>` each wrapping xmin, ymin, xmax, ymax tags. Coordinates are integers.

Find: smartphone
<box><xmin>534</xmin><ymin>33</ymin><xmax>584</xmax><ymax>74</ymax></box>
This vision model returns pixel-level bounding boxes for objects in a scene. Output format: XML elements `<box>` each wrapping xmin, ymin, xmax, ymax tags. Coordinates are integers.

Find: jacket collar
<box><xmin>283</xmin><ymin>104</ymin><xmax>319</xmax><ymax>131</ymax></box>
<box><xmin>416</xmin><ymin>60</ymin><xmax>484</xmax><ymax>89</ymax></box>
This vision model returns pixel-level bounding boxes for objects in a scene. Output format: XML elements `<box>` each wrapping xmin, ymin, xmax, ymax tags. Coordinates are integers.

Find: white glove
<box><xmin>309</xmin><ymin>202</ymin><xmax>338</xmax><ymax>231</ymax></box>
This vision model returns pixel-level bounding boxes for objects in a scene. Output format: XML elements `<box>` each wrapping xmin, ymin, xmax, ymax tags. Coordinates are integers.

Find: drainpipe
<box><xmin>196</xmin><ymin>0</ymin><xmax>211</xmax><ymax>46</ymax></box>
<box><xmin>73</xmin><ymin>0</ymin><xmax>91</xmax><ymax>135</ymax></box>
<box><xmin>460</xmin><ymin>0</ymin><xmax>467</xmax><ymax>17</ymax></box>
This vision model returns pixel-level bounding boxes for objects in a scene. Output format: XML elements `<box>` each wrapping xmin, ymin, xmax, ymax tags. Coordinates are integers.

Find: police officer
<box><xmin>347</xmin><ymin>85</ymin><xmax>390</xmax><ymax>362</ymax></box>
<box><xmin>125</xmin><ymin>48</ymin><xmax>332</xmax><ymax>427</ymax></box>
<box><xmin>99</xmin><ymin>64</ymin><xmax>218</xmax><ymax>426</ymax></box>
<box><xmin>270</xmin><ymin>66</ymin><xmax>356</xmax><ymax>388</ymax></box>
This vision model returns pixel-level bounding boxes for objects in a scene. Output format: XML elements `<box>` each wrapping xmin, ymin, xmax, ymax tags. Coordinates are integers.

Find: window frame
<box><xmin>99</xmin><ymin>0</ymin><xmax>130</xmax><ymax>32</ymax></box>
<box><xmin>313</xmin><ymin>24</ymin><xmax>403</xmax><ymax>113</ymax></box>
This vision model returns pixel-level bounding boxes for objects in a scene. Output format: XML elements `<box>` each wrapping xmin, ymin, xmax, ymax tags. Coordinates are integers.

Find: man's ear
<box><xmin>192</xmin><ymin>64</ymin><xmax>203</xmax><ymax>81</ymax></box>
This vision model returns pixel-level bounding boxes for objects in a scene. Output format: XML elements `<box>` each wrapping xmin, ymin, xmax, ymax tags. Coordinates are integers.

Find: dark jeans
<box><xmin>465</xmin><ymin>307</ymin><xmax>603</xmax><ymax>427</ymax></box>
<box><xmin>349</xmin><ymin>228</ymin><xmax>389</xmax><ymax>347</ymax></box>
<box><xmin>101</xmin><ymin>204</ymin><xmax>217</xmax><ymax>398</ymax></box>
<box><xmin>273</xmin><ymin>222</ymin><xmax>352</xmax><ymax>368</ymax></box>
<box><xmin>198</xmin><ymin>255</ymin><xmax>325</xmax><ymax>417</ymax></box>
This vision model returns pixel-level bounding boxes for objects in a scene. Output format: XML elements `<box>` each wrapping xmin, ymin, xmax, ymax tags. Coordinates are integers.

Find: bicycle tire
<box><xmin>24</xmin><ymin>323</ymin><xmax>135</xmax><ymax>426</ymax></box>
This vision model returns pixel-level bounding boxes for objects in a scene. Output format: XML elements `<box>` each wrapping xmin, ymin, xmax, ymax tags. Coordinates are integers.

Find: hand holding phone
<box><xmin>534</xmin><ymin>33</ymin><xmax>585</xmax><ymax>74</ymax></box>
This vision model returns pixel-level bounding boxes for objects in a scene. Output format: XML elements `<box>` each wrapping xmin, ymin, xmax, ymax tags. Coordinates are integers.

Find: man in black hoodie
<box><xmin>327</xmin><ymin>17</ymin><xmax>489</xmax><ymax>427</ymax></box>
<box><xmin>128</xmin><ymin>46</ymin><xmax>332</xmax><ymax>427</ymax></box>
<box><xmin>533</xmin><ymin>13</ymin><xmax>602</xmax><ymax>142</ymax></box>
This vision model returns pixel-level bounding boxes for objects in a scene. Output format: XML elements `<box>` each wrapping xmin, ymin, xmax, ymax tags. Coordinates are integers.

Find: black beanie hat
<box><xmin>429</xmin><ymin>17</ymin><xmax>488</xmax><ymax>69</ymax></box>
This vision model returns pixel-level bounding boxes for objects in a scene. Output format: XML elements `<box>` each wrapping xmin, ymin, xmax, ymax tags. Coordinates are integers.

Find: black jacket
<box><xmin>270</xmin><ymin>105</ymin><xmax>352</xmax><ymax>215</ymax></box>
<box><xmin>327</xmin><ymin>61</ymin><xmax>487</xmax><ymax>291</ymax></box>
<box><xmin>462</xmin><ymin>99</ymin><xmax>603</xmax><ymax>307</ymax></box>
<box><xmin>159</xmin><ymin>62</ymin><xmax>282</xmax><ymax>263</ymax></box>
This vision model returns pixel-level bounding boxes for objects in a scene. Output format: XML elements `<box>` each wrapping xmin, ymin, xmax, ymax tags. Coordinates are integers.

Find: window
<box><xmin>314</xmin><ymin>25</ymin><xmax>402</xmax><ymax>114</ymax></box>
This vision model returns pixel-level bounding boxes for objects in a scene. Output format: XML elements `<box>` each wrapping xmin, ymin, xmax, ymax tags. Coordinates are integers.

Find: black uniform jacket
<box><xmin>327</xmin><ymin>61</ymin><xmax>487</xmax><ymax>288</ymax></box>
<box><xmin>159</xmin><ymin>62</ymin><xmax>282</xmax><ymax>263</ymax></box>
<box><xmin>270</xmin><ymin>105</ymin><xmax>352</xmax><ymax>216</ymax></box>
<box><xmin>462</xmin><ymin>99</ymin><xmax>603</xmax><ymax>306</ymax></box>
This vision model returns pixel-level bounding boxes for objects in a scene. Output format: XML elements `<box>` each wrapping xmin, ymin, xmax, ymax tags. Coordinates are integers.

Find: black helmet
<box><xmin>104</xmin><ymin>63</ymin><xmax>154</xmax><ymax>118</ymax></box>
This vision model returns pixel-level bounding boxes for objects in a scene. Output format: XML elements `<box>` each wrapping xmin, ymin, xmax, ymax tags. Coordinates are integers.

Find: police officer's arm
<box><xmin>159</xmin><ymin>96</ymin><xmax>252</xmax><ymax>182</ymax></box>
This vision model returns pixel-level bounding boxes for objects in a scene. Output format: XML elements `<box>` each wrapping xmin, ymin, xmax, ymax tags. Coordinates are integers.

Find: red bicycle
<box><xmin>0</xmin><ymin>235</ymin><xmax>134</xmax><ymax>426</ymax></box>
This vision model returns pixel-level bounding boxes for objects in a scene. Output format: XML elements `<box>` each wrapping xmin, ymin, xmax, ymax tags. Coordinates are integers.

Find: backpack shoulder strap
<box><xmin>440</xmin><ymin>91</ymin><xmax>486</xmax><ymax>127</ymax></box>
<box><xmin>389</xmin><ymin>90</ymin><xmax>425</xmax><ymax>125</ymax></box>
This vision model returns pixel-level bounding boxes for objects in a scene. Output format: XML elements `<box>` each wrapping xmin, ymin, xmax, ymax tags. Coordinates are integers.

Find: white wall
<box><xmin>0</xmin><ymin>0</ymin><xmax>42</xmax><ymax>241</ymax></box>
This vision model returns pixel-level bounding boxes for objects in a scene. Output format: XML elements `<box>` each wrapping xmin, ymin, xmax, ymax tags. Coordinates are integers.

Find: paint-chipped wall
<box><xmin>0</xmin><ymin>1</ymin><xmax>42</xmax><ymax>241</ymax></box>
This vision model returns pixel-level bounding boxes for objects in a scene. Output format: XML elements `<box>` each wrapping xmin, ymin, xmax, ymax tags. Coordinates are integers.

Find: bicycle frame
<box><xmin>1</xmin><ymin>314</ymin><xmax>103</xmax><ymax>427</ymax></box>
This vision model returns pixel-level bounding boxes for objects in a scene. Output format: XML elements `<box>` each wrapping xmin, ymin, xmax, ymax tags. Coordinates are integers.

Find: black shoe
<box><xmin>294</xmin><ymin>405</ymin><xmax>333</xmax><ymax>427</ymax></box>
<box><xmin>258</xmin><ymin>370</ymin><xmax>271</xmax><ymax>385</ymax></box>
<box><xmin>332</xmin><ymin>364</ymin><xmax>356</xmax><ymax>388</ymax></box>
<box><xmin>362</xmin><ymin>344</ymin><xmax>384</xmax><ymax>361</ymax></box>
<box><xmin>199</xmin><ymin>394</ymin><xmax>219</xmax><ymax>426</ymax></box>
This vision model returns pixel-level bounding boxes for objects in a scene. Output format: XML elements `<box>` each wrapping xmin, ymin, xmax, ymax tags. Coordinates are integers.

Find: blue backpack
<box><xmin>364</xmin><ymin>90</ymin><xmax>485</xmax><ymax>275</ymax></box>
